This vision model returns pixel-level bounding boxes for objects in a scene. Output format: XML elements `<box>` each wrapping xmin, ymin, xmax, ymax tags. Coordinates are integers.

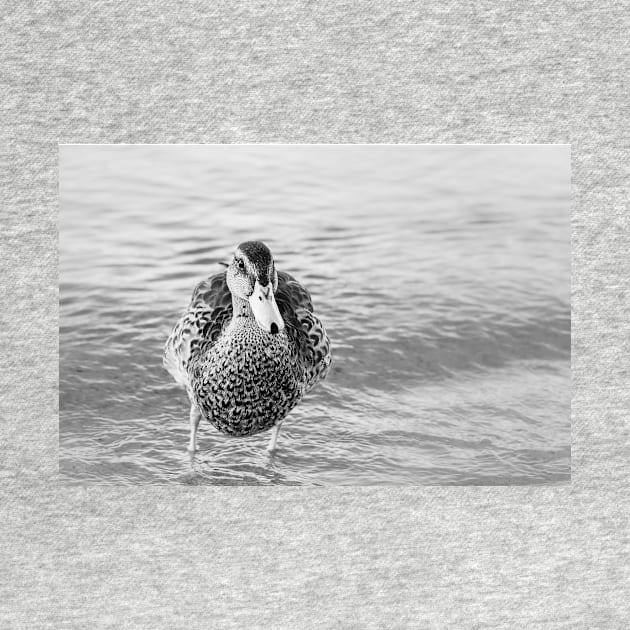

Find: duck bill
<box><xmin>249</xmin><ymin>281</ymin><xmax>285</xmax><ymax>334</ymax></box>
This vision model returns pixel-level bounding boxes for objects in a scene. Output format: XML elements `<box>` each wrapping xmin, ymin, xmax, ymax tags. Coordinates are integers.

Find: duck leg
<box><xmin>188</xmin><ymin>404</ymin><xmax>201</xmax><ymax>452</ymax></box>
<box><xmin>267</xmin><ymin>421</ymin><xmax>283</xmax><ymax>453</ymax></box>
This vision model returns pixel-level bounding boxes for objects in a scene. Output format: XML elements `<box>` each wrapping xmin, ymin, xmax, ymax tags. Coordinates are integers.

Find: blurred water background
<box><xmin>59</xmin><ymin>145</ymin><xmax>570</xmax><ymax>485</ymax></box>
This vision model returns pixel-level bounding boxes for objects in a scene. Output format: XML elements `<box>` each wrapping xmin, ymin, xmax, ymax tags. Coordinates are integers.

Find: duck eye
<box><xmin>236</xmin><ymin>258</ymin><xmax>245</xmax><ymax>271</ymax></box>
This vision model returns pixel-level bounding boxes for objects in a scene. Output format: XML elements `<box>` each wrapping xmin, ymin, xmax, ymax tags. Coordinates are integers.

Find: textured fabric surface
<box><xmin>1</xmin><ymin>2</ymin><xmax>629</xmax><ymax>628</ymax></box>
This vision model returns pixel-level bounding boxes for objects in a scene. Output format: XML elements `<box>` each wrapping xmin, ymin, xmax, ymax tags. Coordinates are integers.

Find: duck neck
<box><xmin>231</xmin><ymin>295</ymin><xmax>254</xmax><ymax>323</ymax></box>
<box><xmin>229</xmin><ymin>294</ymin><xmax>287</xmax><ymax>344</ymax></box>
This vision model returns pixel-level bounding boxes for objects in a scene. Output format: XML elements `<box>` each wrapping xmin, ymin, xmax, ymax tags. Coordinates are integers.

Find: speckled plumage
<box><xmin>164</xmin><ymin>259</ymin><xmax>331</xmax><ymax>443</ymax></box>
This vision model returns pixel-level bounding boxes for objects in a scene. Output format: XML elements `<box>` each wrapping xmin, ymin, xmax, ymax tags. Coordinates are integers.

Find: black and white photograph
<box><xmin>59</xmin><ymin>144</ymin><xmax>570</xmax><ymax>485</ymax></box>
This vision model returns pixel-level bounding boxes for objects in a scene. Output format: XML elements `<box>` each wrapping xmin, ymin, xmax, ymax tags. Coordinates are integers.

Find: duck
<box><xmin>164</xmin><ymin>240</ymin><xmax>331</xmax><ymax>453</ymax></box>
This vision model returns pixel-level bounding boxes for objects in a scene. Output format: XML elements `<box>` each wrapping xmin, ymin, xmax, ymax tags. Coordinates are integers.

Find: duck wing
<box><xmin>275</xmin><ymin>271</ymin><xmax>331</xmax><ymax>391</ymax></box>
<box><xmin>163</xmin><ymin>271</ymin><xmax>232</xmax><ymax>388</ymax></box>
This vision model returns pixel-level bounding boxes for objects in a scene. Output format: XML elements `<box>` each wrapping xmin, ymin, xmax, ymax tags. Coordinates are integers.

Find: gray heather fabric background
<box><xmin>1</xmin><ymin>2</ymin><xmax>628</xmax><ymax>628</ymax></box>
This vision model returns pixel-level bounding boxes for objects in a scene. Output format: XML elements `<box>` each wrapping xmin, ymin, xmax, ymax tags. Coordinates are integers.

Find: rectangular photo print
<box><xmin>59</xmin><ymin>144</ymin><xmax>570</xmax><ymax>485</ymax></box>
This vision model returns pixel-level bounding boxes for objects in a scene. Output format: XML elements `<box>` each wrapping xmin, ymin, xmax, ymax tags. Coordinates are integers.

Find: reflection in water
<box><xmin>59</xmin><ymin>145</ymin><xmax>570</xmax><ymax>485</ymax></box>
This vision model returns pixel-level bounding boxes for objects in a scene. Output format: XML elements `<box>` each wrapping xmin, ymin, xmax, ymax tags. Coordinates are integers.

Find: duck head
<box><xmin>226</xmin><ymin>241</ymin><xmax>284</xmax><ymax>335</ymax></box>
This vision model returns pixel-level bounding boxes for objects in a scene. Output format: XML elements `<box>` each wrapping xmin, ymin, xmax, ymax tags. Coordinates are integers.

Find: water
<box><xmin>59</xmin><ymin>145</ymin><xmax>570</xmax><ymax>485</ymax></box>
